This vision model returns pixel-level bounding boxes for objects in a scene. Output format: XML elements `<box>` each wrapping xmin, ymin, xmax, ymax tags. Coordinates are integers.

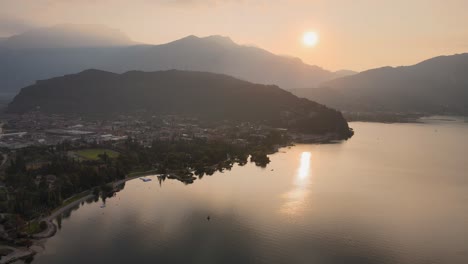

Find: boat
<box><xmin>140</xmin><ymin>177</ymin><xmax>152</xmax><ymax>182</ymax></box>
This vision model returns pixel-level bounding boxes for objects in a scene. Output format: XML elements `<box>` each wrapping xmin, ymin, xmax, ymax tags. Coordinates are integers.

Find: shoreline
<box><xmin>0</xmin><ymin>137</ymin><xmax>351</xmax><ymax>264</ymax></box>
<box><xmin>344</xmin><ymin>114</ymin><xmax>468</xmax><ymax>124</ymax></box>
<box><xmin>0</xmin><ymin>141</ymin><xmax>342</xmax><ymax>263</ymax></box>
<box><xmin>0</xmin><ymin>172</ymin><xmax>155</xmax><ymax>264</ymax></box>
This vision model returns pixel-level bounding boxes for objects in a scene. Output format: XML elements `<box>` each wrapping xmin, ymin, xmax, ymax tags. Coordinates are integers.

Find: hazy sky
<box><xmin>1</xmin><ymin>0</ymin><xmax>468</xmax><ymax>71</ymax></box>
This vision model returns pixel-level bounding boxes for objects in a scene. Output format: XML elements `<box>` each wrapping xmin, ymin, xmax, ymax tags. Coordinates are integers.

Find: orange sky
<box><xmin>1</xmin><ymin>0</ymin><xmax>468</xmax><ymax>71</ymax></box>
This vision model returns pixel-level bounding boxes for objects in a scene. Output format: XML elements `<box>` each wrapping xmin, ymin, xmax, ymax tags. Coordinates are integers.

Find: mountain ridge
<box><xmin>7</xmin><ymin>69</ymin><xmax>353</xmax><ymax>139</ymax></box>
<box><xmin>0</xmin><ymin>25</ymin><xmax>347</xmax><ymax>94</ymax></box>
<box><xmin>291</xmin><ymin>53</ymin><xmax>468</xmax><ymax>115</ymax></box>
<box><xmin>0</xmin><ymin>24</ymin><xmax>136</xmax><ymax>49</ymax></box>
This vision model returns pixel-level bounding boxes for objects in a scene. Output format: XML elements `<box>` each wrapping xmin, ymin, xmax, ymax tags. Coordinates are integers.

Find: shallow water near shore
<box><xmin>22</xmin><ymin>119</ymin><xmax>468</xmax><ymax>264</ymax></box>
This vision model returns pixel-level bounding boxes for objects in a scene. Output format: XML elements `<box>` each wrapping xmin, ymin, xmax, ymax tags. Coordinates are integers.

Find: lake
<box><xmin>26</xmin><ymin>118</ymin><xmax>468</xmax><ymax>264</ymax></box>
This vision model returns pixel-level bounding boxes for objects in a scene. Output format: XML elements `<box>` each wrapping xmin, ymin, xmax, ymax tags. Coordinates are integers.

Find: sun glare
<box><xmin>298</xmin><ymin>152</ymin><xmax>311</xmax><ymax>179</ymax></box>
<box><xmin>303</xmin><ymin>32</ymin><xmax>319</xmax><ymax>47</ymax></box>
<box><xmin>280</xmin><ymin>151</ymin><xmax>312</xmax><ymax>216</ymax></box>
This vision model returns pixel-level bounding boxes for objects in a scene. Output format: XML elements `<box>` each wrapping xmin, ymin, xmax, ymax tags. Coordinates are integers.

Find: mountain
<box><xmin>100</xmin><ymin>35</ymin><xmax>336</xmax><ymax>88</ymax></box>
<box><xmin>7</xmin><ymin>70</ymin><xmax>353</xmax><ymax>138</ymax></box>
<box><xmin>292</xmin><ymin>54</ymin><xmax>468</xmax><ymax>115</ymax></box>
<box><xmin>331</xmin><ymin>69</ymin><xmax>357</xmax><ymax>79</ymax></box>
<box><xmin>0</xmin><ymin>27</ymin><xmax>342</xmax><ymax>96</ymax></box>
<box><xmin>0</xmin><ymin>24</ymin><xmax>136</xmax><ymax>49</ymax></box>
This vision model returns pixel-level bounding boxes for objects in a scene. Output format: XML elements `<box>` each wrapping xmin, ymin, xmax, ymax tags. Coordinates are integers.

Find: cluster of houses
<box><xmin>0</xmin><ymin>112</ymin><xmax>287</xmax><ymax>150</ymax></box>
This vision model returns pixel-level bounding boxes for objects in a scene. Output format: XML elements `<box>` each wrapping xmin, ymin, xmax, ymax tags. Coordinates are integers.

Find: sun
<box><xmin>303</xmin><ymin>31</ymin><xmax>319</xmax><ymax>47</ymax></box>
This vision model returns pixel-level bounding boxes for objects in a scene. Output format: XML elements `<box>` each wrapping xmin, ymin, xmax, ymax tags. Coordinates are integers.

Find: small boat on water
<box><xmin>140</xmin><ymin>177</ymin><xmax>152</xmax><ymax>182</ymax></box>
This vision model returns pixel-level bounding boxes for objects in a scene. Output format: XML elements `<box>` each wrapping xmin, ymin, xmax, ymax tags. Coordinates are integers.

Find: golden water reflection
<box><xmin>280</xmin><ymin>152</ymin><xmax>312</xmax><ymax>216</ymax></box>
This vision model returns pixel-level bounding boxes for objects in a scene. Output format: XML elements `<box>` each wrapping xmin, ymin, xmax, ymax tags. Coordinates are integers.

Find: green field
<box><xmin>74</xmin><ymin>148</ymin><xmax>120</xmax><ymax>160</ymax></box>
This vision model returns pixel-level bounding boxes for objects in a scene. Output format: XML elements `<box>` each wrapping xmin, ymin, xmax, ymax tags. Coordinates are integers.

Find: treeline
<box><xmin>3</xmin><ymin>149</ymin><xmax>127</xmax><ymax>219</ymax></box>
<box><xmin>117</xmin><ymin>131</ymin><xmax>287</xmax><ymax>175</ymax></box>
<box><xmin>2</xmin><ymin>130</ymin><xmax>288</xmax><ymax>219</ymax></box>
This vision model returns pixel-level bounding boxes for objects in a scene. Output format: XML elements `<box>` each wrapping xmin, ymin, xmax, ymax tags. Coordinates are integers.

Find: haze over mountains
<box><xmin>0</xmin><ymin>24</ymin><xmax>349</xmax><ymax>96</ymax></box>
<box><xmin>1</xmin><ymin>24</ymin><xmax>466</xmax><ymax>116</ymax></box>
<box><xmin>7</xmin><ymin>69</ymin><xmax>353</xmax><ymax>138</ymax></box>
<box><xmin>0</xmin><ymin>24</ymin><xmax>136</xmax><ymax>49</ymax></box>
<box><xmin>292</xmin><ymin>54</ymin><xmax>468</xmax><ymax>115</ymax></box>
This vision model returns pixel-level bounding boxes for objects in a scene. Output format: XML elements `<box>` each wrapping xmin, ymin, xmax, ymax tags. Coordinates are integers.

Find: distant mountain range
<box><xmin>0</xmin><ymin>24</ymin><xmax>351</xmax><ymax>96</ymax></box>
<box><xmin>7</xmin><ymin>69</ymin><xmax>353</xmax><ymax>138</ymax></box>
<box><xmin>331</xmin><ymin>70</ymin><xmax>357</xmax><ymax>79</ymax></box>
<box><xmin>292</xmin><ymin>54</ymin><xmax>468</xmax><ymax>115</ymax></box>
<box><xmin>4</xmin><ymin>24</ymin><xmax>465</xmax><ymax>116</ymax></box>
<box><xmin>0</xmin><ymin>24</ymin><xmax>136</xmax><ymax>49</ymax></box>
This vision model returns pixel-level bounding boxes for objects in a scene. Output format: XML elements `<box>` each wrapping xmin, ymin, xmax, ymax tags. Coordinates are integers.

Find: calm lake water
<box><xmin>27</xmin><ymin>118</ymin><xmax>468</xmax><ymax>264</ymax></box>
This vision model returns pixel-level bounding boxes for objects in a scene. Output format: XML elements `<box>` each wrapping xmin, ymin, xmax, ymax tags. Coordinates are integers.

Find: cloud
<box><xmin>2</xmin><ymin>0</ymin><xmax>269</xmax><ymax>13</ymax></box>
<box><xmin>17</xmin><ymin>0</ymin><xmax>243</xmax><ymax>6</ymax></box>
<box><xmin>0</xmin><ymin>15</ymin><xmax>33</xmax><ymax>36</ymax></box>
<box><xmin>159</xmin><ymin>0</ymin><xmax>263</xmax><ymax>8</ymax></box>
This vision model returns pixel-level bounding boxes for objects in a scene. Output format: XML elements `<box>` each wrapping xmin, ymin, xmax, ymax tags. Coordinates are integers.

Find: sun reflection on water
<box><xmin>280</xmin><ymin>152</ymin><xmax>312</xmax><ymax>216</ymax></box>
<box><xmin>298</xmin><ymin>152</ymin><xmax>311</xmax><ymax>180</ymax></box>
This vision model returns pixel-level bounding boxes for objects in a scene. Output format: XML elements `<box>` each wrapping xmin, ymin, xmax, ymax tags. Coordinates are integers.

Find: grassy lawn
<box><xmin>49</xmin><ymin>191</ymin><xmax>93</xmax><ymax>216</ymax></box>
<box><xmin>23</xmin><ymin>221</ymin><xmax>43</xmax><ymax>235</ymax></box>
<box><xmin>61</xmin><ymin>191</ymin><xmax>92</xmax><ymax>207</ymax></box>
<box><xmin>74</xmin><ymin>148</ymin><xmax>119</xmax><ymax>160</ymax></box>
<box><xmin>127</xmin><ymin>169</ymin><xmax>159</xmax><ymax>178</ymax></box>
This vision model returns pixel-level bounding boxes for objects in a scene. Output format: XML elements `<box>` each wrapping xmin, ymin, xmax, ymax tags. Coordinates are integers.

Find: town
<box><xmin>0</xmin><ymin>111</ymin><xmax>289</xmax><ymax>149</ymax></box>
<box><xmin>0</xmin><ymin>110</ymin><xmax>348</xmax><ymax>261</ymax></box>
<box><xmin>0</xmin><ymin>110</ymin><xmax>343</xmax><ymax>151</ymax></box>
<box><xmin>0</xmin><ymin>111</ymin><xmax>297</xmax><ymax>257</ymax></box>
